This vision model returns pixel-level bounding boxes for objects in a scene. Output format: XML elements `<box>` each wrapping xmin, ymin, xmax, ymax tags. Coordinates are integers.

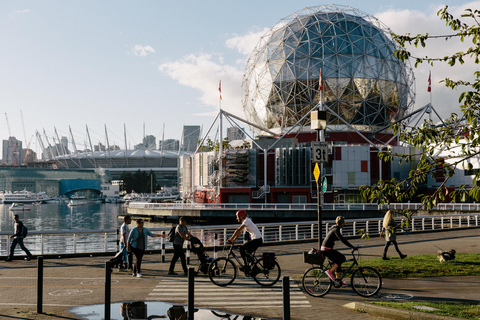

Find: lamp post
<box><xmin>311</xmin><ymin>110</ymin><xmax>327</xmax><ymax>249</ymax></box>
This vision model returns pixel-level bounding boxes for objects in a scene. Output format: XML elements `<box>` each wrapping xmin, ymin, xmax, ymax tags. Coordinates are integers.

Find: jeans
<box><xmin>131</xmin><ymin>247</ymin><xmax>145</xmax><ymax>274</ymax></box>
<box><xmin>8</xmin><ymin>237</ymin><xmax>32</xmax><ymax>260</ymax></box>
<box><xmin>169</xmin><ymin>244</ymin><xmax>187</xmax><ymax>273</ymax></box>
<box><xmin>120</xmin><ymin>243</ymin><xmax>132</xmax><ymax>268</ymax></box>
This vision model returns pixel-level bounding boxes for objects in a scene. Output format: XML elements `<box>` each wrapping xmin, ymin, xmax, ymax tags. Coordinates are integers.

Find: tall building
<box><xmin>227</xmin><ymin>127</ymin><xmax>245</xmax><ymax>141</ymax></box>
<box><xmin>143</xmin><ymin>135</ymin><xmax>156</xmax><ymax>150</ymax></box>
<box><xmin>181</xmin><ymin>125</ymin><xmax>201</xmax><ymax>153</ymax></box>
<box><xmin>159</xmin><ymin>139</ymin><xmax>180</xmax><ymax>151</ymax></box>
<box><xmin>2</xmin><ymin>137</ymin><xmax>22</xmax><ymax>165</ymax></box>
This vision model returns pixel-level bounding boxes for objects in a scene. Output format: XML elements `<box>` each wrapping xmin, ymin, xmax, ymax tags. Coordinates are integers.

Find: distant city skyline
<box><xmin>1</xmin><ymin>1</ymin><xmax>478</xmax><ymax>155</ymax></box>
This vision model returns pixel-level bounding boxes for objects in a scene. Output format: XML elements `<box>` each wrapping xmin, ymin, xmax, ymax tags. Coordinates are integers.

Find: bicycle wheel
<box><xmin>351</xmin><ymin>267</ymin><xmax>382</xmax><ymax>297</ymax></box>
<box><xmin>208</xmin><ymin>257</ymin><xmax>237</xmax><ymax>287</ymax></box>
<box><xmin>252</xmin><ymin>258</ymin><xmax>281</xmax><ymax>286</ymax></box>
<box><xmin>302</xmin><ymin>267</ymin><xmax>332</xmax><ymax>297</ymax></box>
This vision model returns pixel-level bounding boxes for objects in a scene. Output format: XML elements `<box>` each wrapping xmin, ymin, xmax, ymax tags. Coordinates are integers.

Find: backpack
<box><xmin>22</xmin><ymin>225</ymin><xmax>28</xmax><ymax>238</ymax></box>
<box><xmin>167</xmin><ymin>226</ymin><xmax>176</xmax><ymax>242</ymax></box>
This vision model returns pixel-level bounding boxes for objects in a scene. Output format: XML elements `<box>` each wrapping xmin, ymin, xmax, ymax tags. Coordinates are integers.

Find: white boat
<box><xmin>1</xmin><ymin>190</ymin><xmax>53</xmax><ymax>204</ymax></box>
<box><xmin>9</xmin><ymin>203</ymin><xmax>33</xmax><ymax>211</ymax></box>
<box><xmin>67</xmin><ymin>200</ymin><xmax>88</xmax><ymax>207</ymax></box>
<box><xmin>124</xmin><ymin>191</ymin><xmax>179</xmax><ymax>203</ymax></box>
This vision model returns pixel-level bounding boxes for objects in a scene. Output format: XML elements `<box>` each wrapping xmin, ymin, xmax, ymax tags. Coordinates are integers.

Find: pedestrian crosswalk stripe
<box><xmin>147</xmin><ymin>278</ymin><xmax>311</xmax><ymax>309</ymax></box>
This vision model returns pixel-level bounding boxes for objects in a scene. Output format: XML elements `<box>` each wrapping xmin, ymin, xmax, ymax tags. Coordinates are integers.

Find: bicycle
<box><xmin>208</xmin><ymin>244</ymin><xmax>281</xmax><ymax>287</ymax></box>
<box><xmin>302</xmin><ymin>246</ymin><xmax>382</xmax><ymax>297</ymax></box>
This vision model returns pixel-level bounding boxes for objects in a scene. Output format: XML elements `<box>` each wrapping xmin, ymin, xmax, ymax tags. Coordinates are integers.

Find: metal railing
<box><xmin>128</xmin><ymin>201</ymin><xmax>480</xmax><ymax>212</ymax></box>
<box><xmin>1</xmin><ymin>213</ymin><xmax>479</xmax><ymax>257</ymax></box>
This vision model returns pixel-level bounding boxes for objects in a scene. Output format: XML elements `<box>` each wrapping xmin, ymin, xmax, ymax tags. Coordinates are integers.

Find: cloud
<box><xmin>9</xmin><ymin>9</ymin><xmax>30</xmax><ymax>20</ymax></box>
<box><xmin>375</xmin><ymin>1</ymin><xmax>480</xmax><ymax>118</ymax></box>
<box><xmin>159</xmin><ymin>53</ymin><xmax>244</xmax><ymax>116</ymax></box>
<box><xmin>132</xmin><ymin>45</ymin><xmax>155</xmax><ymax>57</ymax></box>
<box><xmin>225</xmin><ymin>28</ymin><xmax>269</xmax><ymax>56</ymax></box>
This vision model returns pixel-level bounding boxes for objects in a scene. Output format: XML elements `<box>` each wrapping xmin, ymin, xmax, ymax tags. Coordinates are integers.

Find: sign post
<box><xmin>313</xmin><ymin>163</ymin><xmax>322</xmax><ymax>249</ymax></box>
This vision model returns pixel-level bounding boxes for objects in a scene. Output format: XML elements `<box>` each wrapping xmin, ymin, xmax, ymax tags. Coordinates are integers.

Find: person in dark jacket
<box><xmin>5</xmin><ymin>214</ymin><xmax>33</xmax><ymax>262</ymax></box>
<box><xmin>321</xmin><ymin>216</ymin><xmax>356</xmax><ymax>286</ymax></box>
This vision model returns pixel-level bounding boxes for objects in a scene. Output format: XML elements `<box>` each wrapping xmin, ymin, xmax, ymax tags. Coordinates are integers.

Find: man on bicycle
<box><xmin>227</xmin><ymin>210</ymin><xmax>262</xmax><ymax>273</ymax></box>
<box><xmin>321</xmin><ymin>216</ymin><xmax>356</xmax><ymax>286</ymax></box>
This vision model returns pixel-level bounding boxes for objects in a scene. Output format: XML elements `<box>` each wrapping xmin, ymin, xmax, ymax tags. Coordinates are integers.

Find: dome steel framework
<box><xmin>242</xmin><ymin>4</ymin><xmax>415</xmax><ymax>132</ymax></box>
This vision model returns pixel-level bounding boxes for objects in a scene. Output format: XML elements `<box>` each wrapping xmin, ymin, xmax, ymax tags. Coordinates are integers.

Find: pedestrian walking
<box><xmin>168</xmin><ymin>217</ymin><xmax>192</xmax><ymax>276</ymax></box>
<box><xmin>381</xmin><ymin>210</ymin><xmax>407</xmax><ymax>260</ymax></box>
<box><xmin>127</xmin><ymin>219</ymin><xmax>166</xmax><ymax>278</ymax></box>
<box><xmin>120</xmin><ymin>215</ymin><xmax>133</xmax><ymax>271</ymax></box>
<box><xmin>5</xmin><ymin>214</ymin><xmax>33</xmax><ymax>262</ymax></box>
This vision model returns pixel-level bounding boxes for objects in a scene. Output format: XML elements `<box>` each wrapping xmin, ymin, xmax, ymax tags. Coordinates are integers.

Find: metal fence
<box><xmin>128</xmin><ymin>201</ymin><xmax>480</xmax><ymax>212</ymax></box>
<box><xmin>1</xmin><ymin>213</ymin><xmax>479</xmax><ymax>257</ymax></box>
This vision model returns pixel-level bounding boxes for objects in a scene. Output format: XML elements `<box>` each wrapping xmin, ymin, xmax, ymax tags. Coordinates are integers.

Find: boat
<box><xmin>9</xmin><ymin>203</ymin><xmax>33</xmax><ymax>211</ymax></box>
<box><xmin>123</xmin><ymin>191</ymin><xmax>179</xmax><ymax>203</ymax></box>
<box><xmin>1</xmin><ymin>190</ymin><xmax>53</xmax><ymax>204</ymax></box>
<box><xmin>67</xmin><ymin>200</ymin><xmax>88</xmax><ymax>207</ymax></box>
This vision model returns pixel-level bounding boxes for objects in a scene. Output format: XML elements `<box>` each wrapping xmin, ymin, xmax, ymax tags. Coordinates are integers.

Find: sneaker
<box><xmin>168</xmin><ymin>271</ymin><xmax>178</xmax><ymax>276</ymax></box>
<box><xmin>382</xmin><ymin>257</ymin><xmax>390</xmax><ymax>260</ymax></box>
<box><xmin>240</xmin><ymin>265</ymin><xmax>251</xmax><ymax>273</ymax></box>
<box><xmin>325</xmin><ymin>270</ymin><xmax>335</xmax><ymax>281</ymax></box>
<box><xmin>400</xmin><ymin>254</ymin><xmax>407</xmax><ymax>259</ymax></box>
<box><xmin>136</xmin><ymin>273</ymin><xmax>143</xmax><ymax>278</ymax></box>
<box><xmin>132</xmin><ymin>273</ymin><xmax>137</xmax><ymax>277</ymax></box>
<box><xmin>340</xmin><ymin>281</ymin><xmax>348</xmax><ymax>287</ymax></box>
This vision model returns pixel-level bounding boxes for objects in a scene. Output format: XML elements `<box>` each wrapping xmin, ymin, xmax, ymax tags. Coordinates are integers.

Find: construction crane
<box><xmin>4</xmin><ymin>113</ymin><xmax>18</xmax><ymax>165</ymax></box>
<box><xmin>20</xmin><ymin>110</ymin><xmax>32</xmax><ymax>164</ymax></box>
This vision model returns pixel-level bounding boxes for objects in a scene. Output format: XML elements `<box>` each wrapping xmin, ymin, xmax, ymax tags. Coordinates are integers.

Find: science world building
<box><xmin>181</xmin><ymin>5</ymin><xmax>423</xmax><ymax>204</ymax></box>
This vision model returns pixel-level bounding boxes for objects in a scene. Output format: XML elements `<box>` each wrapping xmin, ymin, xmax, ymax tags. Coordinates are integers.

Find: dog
<box><xmin>437</xmin><ymin>249</ymin><xmax>457</xmax><ymax>263</ymax></box>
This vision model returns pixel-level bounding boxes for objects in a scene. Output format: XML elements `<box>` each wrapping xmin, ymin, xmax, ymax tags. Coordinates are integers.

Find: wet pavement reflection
<box><xmin>69</xmin><ymin>301</ymin><xmax>274</xmax><ymax>320</ymax></box>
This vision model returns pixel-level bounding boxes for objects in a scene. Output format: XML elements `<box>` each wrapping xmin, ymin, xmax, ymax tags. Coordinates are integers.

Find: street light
<box><xmin>311</xmin><ymin>110</ymin><xmax>327</xmax><ymax>249</ymax></box>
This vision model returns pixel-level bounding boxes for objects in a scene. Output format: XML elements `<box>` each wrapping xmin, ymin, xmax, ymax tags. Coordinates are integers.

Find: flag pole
<box><xmin>428</xmin><ymin>71</ymin><xmax>432</xmax><ymax>121</ymax></box>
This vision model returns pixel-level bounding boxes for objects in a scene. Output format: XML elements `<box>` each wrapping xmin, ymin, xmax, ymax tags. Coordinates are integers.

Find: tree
<box><xmin>361</xmin><ymin>6</ymin><xmax>480</xmax><ymax>210</ymax></box>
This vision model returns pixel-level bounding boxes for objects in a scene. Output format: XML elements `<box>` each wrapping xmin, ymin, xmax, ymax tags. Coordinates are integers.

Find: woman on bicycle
<box><xmin>321</xmin><ymin>216</ymin><xmax>356</xmax><ymax>286</ymax></box>
<box><xmin>227</xmin><ymin>210</ymin><xmax>263</xmax><ymax>273</ymax></box>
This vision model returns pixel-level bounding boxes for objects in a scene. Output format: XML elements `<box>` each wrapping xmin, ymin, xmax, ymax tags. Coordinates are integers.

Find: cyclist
<box><xmin>321</xmin><ymin>216</ymin><xmax>356</xmax><ymax>286</ymax></box>
<box><xmin>227</xmin><ymin>210</ymin><xmax>262</xmax><ymax>273</ymax></box>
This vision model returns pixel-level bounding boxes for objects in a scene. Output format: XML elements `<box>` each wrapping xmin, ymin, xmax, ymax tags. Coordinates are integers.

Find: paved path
<box><xmin>0</xmin><ymin>227</ymin><xmax>478</xmax><ymax>319</ymax></box>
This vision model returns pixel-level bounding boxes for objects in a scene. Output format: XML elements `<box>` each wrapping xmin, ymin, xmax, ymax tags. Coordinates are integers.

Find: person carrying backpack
<box><xmin>168</xmin><ymin>217</ymin><xmax>192</xmax><ymax>276</ymax></box>
<box><xmin>5</xmin><ymin>214</ymin><xmax>33</xmax><ymax>262</ymax></box>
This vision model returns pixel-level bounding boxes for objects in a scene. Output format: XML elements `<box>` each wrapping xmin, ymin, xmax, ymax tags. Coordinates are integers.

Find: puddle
<box><xmin>69</xmin><ymin>301</ymin><xmax>275</xmax><ymax>320</ymax></box>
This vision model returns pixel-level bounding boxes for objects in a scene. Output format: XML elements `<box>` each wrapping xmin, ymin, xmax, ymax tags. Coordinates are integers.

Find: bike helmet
<box><xmin>236</xmin><ymin>210</ymin><xmax>247</xmax><ymax>219</ymax></box>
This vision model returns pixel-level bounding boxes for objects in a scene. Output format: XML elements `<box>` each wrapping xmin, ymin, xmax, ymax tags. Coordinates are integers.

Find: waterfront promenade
<box><xmin>0</xmin><ymin>228</ymin><xmax>479</xmax><ymax>319</ymax></box>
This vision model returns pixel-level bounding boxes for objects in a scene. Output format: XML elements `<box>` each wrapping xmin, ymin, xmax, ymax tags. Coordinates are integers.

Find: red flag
<box><xmin>318</xmin><ymin>70</ymin><xmax>323</xmax><ymax>92</ymax></box>
<box><xmin>219</xmin><ymin>80</ymin><xmax>222</xmax><ymax>100</ymax></box>
<box><xmin>427</xmin><ymin>71</ymin><xmax>431</xmax><ymax>92</ymax></box>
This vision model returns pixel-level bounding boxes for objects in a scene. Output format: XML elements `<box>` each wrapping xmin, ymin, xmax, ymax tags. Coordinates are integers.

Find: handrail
<box><xmin>1</xmin><ymin>213</ymin><xmax>478</xmax><ymax>257</ymax></box>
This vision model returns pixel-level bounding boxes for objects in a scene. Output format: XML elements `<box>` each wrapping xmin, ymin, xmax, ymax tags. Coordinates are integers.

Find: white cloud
<box><xmin>375</xmin><ymin>1</ymin><xmax>480</xmax><ymax>119</ymax></box>
<box><xmin>132</xmin><ymin>45</ymin><xmax>155</xmax><ymax>57</ymax></box>
<box><xmin>9</xmin><ymin>9</ymin><xmax>30</xmax><ymax>19</ymax></box>
<box><xmin>159</xmin><ymin>53</ymin><xmax>244</xmax><ymax>117</ymax></box>
<box><xmin>225</xmin><ymin>28</ymin><xmax>269</xmax><ymax>55</ymax></box>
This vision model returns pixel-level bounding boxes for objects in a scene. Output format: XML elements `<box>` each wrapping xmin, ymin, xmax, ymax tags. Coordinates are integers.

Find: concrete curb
<box><xmin>343</xmin><ymin>302</ymin><xmax>464</xmax><ymax>320</ymax></box>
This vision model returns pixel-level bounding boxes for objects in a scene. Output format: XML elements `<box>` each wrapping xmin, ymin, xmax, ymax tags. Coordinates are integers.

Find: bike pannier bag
<box><xmin>263</xmin><ymin>252</ymin><xmax>276</xmax><ymax>270</ymax></box>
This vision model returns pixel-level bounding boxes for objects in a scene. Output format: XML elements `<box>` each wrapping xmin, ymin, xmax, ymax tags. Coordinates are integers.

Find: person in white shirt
<box><xmin>120</xmin><ymin>215</ymin><xmax>132</xmax><ymax>270</ymax></box>
<box><xmin>228</xmin><ymin>210</ymin><xmax>263</xmax><ymax>272</ymax></box>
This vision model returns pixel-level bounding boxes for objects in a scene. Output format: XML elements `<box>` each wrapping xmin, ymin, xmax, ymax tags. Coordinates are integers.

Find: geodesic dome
<box><xmin>242</xmin><ymin>4</ymin><xmax>415</xmax><ymax>132</ymax></box>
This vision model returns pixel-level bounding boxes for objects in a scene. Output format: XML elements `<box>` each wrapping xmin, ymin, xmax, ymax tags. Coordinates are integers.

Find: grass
<box><xmin>358</xmin><ymin>252</ymin><xmax>480</xmax><ymax>278</ymax></box>
<box><xmin>369</xmin><ymin>301</ymin><xmax>480</xmax><ymax>319</ymax></box>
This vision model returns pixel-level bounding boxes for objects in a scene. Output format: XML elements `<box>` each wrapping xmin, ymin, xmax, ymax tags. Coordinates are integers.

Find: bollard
<box><xmin>105</xmin><ymin>261</ymin><xmax>111</xmax><ymax>320</ymax></box>
<box><xmin>186</xmin><ymin>243</ymin><xmax>191</xmax><ymax>265</ymax></box>
<box><xmin>282</xmin><ymin>276</ymin><xmax>290</xmax><ymax>320</ymax></box>
<box><xmin>188</xmin><ymin>267</ymin><xmax>195</xmax><ymax>320</ymax></box>
<box><xmin>37</xmin><ymin>256</ymin><xmax>43</xmax><ymax>314</ymax></box>
<box><xmin>214</xmin><ymin>233</ymin><xmax>218</xmax><ymax>259</ymax></box>
<box><xmin>161</xmin><ymin>231</ymin><xmax>166</xmax><ymax>263</ymax></box>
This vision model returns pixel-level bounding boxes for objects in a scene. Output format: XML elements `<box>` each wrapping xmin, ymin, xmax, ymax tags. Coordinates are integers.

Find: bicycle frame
<box><xmin>325</xmin><ymin>249</ymin><xmax>360</xmax><ymax>281</ymax></box>
<box><xmin>224</xmin><ymin>244</ymin><xmax>258</xmax><ymax>270</ymax></box>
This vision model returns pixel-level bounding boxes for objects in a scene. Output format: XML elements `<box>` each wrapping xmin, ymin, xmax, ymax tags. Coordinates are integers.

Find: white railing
<box><xmin>1</xmin><ymin>213</ymin><xmax>479</xmax><ymax>257</ymax></box>
<box><xmin>128</xmin><ymin>201</ymin><xmax>480</xmax><ymax>212</ymax></box>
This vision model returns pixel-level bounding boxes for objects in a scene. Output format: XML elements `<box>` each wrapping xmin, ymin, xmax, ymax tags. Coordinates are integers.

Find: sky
<box><xmin>1</xmin><ymin>0</ymin><xmax>478</xmax><ymax>155</ymax></box>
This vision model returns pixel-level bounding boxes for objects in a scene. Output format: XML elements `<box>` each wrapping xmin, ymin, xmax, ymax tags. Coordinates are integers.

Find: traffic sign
<box><xmin>322</xmin><ymin>177</ymin><xmax>327</xmax><ymax>193</ymax></box>
<box><xmin>312</xmin><ymin>141</ymin><xmax>329</xmax><ymax>163</ymax></box>
<box><xmin>313</xmin><ymin>163</ymin><xmax>320</xmax><ymax>183</ymax></box>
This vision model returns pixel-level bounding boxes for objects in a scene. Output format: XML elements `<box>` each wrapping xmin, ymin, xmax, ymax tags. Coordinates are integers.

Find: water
<box><xmin>69</xmin><ymin>301</ymin><xmax>273</xmax><ymax>320</ymax></box>
<box><xmin>0</xmin><ymin>203</ymin><xmax>125</xmax><ymax>232</ymax></box>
